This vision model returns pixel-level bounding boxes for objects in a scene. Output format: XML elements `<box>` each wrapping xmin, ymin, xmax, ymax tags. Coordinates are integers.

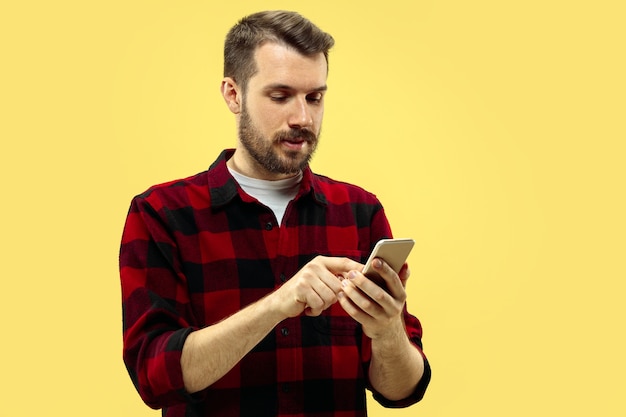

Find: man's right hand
<box><xmin>268</xmin><ymin>256</ymin><xmax>363</xmax><ymax>318</ymax></box>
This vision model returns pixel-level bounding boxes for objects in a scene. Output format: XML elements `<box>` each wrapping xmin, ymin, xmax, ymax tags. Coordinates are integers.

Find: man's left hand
<box><xmin>337</xmin><ymin>259</ymin><xmax>410</xmax><ymax>339</ymax></box>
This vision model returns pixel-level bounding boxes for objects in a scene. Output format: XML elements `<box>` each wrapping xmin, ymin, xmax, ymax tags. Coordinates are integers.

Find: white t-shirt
<box><xmin>228</xmin><ymin>168</ymin><xmax>302</xmax><ymax>225</ymax></box>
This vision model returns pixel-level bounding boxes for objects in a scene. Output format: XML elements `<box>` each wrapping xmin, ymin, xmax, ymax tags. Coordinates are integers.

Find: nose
<box><xmin>288</xmin><ymin>96</ymin><xmax>314</xmax><ymax>129</ymax></box>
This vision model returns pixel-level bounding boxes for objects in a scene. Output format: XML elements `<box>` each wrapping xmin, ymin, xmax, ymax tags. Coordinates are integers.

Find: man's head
<box><xmin>224</xmin><ymin>10</ymin><xmax>335</xmax><ymax>93</ymax></box>
<box><xmin>222</xmin><ymin>11</ymin><xmax>335</xmax><ymax>180</ymax></box>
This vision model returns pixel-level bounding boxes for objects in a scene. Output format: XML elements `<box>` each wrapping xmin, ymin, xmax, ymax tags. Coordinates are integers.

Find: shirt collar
<box><xmin>207</xmin><ymin>149</ymin><xmax>328</xmax><ymax>208</ymax></box>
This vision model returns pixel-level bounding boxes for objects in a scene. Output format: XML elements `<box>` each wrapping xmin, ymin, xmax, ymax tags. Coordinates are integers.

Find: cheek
<box><xmin>249</xmin><ymin>103</ymin><xmax>283</xmax><ymax>132</ymax></box>
<box><xmin>261</xmin><ymin>112</ymin><xmax>285</xmax><ymax>134</ymax></box>
<box><xmin>314</xmin><ymin>108</ymin><xmax>324</xmax><ymax>129</ymax></box>
<box><xmin>317</xmin><ymin>107</ymin><xmax>325</xmax><ymax>122</ymax></box>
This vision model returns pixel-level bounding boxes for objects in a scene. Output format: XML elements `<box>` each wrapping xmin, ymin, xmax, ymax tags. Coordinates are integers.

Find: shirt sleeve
<box><xmin>369</xmin><ymin>309</ymin><xmax>432</xmax><ymax>408</ymax></box>
<box><xmin>364</xmin><ymin>204</ymin><xmax>432</xmax><ymax>407</ymax></box>
<box><xmin>119</xmin><ymin>194</ymin><xmax>203</xmax><ymax>409</ymax></box>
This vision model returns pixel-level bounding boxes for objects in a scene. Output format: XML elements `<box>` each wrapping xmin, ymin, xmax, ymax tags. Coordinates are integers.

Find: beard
<box><xmin>238</xmin><ymin>104</ymin><xmax>319</xmax><ymax>175</ymax></box>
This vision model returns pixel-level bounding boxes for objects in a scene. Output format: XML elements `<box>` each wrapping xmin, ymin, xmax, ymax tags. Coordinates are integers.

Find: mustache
<box><xmin>274</xmin><ymin>128</ymin><xmax>317</xmax><ymax>143</ymax></box>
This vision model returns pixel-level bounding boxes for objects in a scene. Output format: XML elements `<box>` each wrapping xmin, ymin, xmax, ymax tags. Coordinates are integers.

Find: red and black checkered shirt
<box><xmin>120</xmin><ymin>149</ymin><xmax>430</xmax><ymax>416</ymax></box>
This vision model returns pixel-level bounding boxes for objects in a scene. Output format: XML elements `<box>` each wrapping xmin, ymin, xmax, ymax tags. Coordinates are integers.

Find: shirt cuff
<box><xmin>371</xmin><ymin>356</ymin><xmax>432</xmax><ymax>408</ymax></box>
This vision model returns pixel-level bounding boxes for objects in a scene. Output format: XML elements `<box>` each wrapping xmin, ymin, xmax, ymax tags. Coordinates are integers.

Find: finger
<box><xmin>398</xmin><ymin>263</ymin><xmax>410</xmax><ymax>287</ymax></box>
<box><xmin>303</xmin><ymin>293</ymin><xmax>325</xmax><ymax>316</ymax></box>
<box><xmin>300</xmin><ymin>265</ymin><xmax>344</xmax><ymax>314</ymax></box>
<box><xmin>337</xmin><ymin>290</ymin><xmax>377</xmax><ymax>326</ymax></box>
<box><xmin>303</xmin><ymin>288</ymin><xmax>338</xmax><ymax>316</ymax></box>
<box><xmin>313</xmin><ymin>273</ymin><xmax>341</xmax><ymax>304</ymax></box>
<box><xmin>308</xmin><ymin>256</ymin><xmax>364</xmax><ymax>295</ymax></box>
<box><xmin>306</xmin><ymin>260</ymin><xmax>346</xmax><ymax>294</ymax></box>
<box><xmin>369</xmin><ymin>258</ymin><xmax>405</xmax><ymax>299</ymax></box>
<box><xmin>317</xmin><ymin>256</ymin><xmax>363</xmax><ymax>276</ymax></box>
<box><xmin>340</xmin><ymin>275</ymin><xmax>385</xmax><ymax>317</ymax></box>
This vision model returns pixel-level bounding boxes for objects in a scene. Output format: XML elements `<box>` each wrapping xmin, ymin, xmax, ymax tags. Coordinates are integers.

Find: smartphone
<box><xmin>362</xmin><ymin>238</ymin><xmax>415</xmax><ymax>284</ymax></box>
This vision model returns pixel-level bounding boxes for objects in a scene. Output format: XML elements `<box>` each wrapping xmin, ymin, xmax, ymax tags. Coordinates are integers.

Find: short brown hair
<box><xmin>224</xmin><ymin>10</ymin><xmax>335</xmax><ymax>91</ymax></box>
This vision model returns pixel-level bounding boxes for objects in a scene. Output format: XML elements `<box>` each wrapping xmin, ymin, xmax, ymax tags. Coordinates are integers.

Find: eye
<box><xmin>270</xmin><ymin>95</ymin><xmax>289</xmax><ymax>102</ymax></box>
<box><xmin>306</xmin><ymin>93</ymin><xmax>323</xmax><ymax>103</ymax></box>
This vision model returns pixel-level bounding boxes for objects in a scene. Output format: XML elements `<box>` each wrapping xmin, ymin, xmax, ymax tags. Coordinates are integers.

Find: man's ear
<box><xmin>221</xmin><ymin>77</ymin><xmax>242</xmax><ymax>114</ymax></box>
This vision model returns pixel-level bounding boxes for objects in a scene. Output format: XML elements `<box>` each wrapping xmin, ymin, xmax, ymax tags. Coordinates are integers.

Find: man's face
<box><xmin>234</xmin><ymin>42</ymin><xmax>328</xmax><ymax>179</ymax></box>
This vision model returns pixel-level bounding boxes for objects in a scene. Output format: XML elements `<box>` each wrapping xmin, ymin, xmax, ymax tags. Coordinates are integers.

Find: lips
<box><xmin>275</xmin><ymin>129</ymin><xmax>317</xmax><ymax>144</ymax></box>
<box><xmin>284</xmin><ymin>137</ymin><xmax>305</xmax><ymax>144</ymax></box>
<box><xmin>281</xmin><ymin>138</ymin><xmax>308</xmax><ymax>150</ymax></box>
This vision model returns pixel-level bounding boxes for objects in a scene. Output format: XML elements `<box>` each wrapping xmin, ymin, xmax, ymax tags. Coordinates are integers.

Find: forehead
<box><xmin>249</xmin><ymin>42</ymin><xmax>328</xmax><ymax>91</ymax></box>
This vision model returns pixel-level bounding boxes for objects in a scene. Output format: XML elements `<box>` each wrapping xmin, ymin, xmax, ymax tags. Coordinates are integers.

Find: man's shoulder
<box><xmin>139</xmin><ymin>170</ymin><xmax>207</xmax><ymax>195</ymax></box>
<box><xmin>131</xmin><ymin>170</ymin><xmax>210</xmax><ymax>212</ymax></box>
<box><xmin>310</xmin><ymin>172</ymin><xmax>381</xmax><ymax>205</ymax></box>
<box><xmin>134</xmin><ymin>149</ymin><xmax>231</xmax><ymax>204</ymax></box>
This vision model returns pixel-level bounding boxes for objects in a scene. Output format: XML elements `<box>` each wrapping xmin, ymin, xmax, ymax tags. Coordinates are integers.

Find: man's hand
<box><xmin>268</xmin><ymin>256</ymin><xmax>362</xmax><ymax>318</ymax></box>
<box><xmin>337</xmin><ymin>258</ymin><xmax>409</xmax><ymax>339</ymax></box>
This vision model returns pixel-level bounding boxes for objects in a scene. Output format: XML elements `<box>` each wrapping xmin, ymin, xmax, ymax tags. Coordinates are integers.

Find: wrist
<box><xmin>259</xmin><ymin>290</ymin><xmax>291</xmax><ymax>323</ymax></box>
<box><xmin>371</xmin><ymin>318</ymin><xmax>408</xmax><ymax>346</ymax></box>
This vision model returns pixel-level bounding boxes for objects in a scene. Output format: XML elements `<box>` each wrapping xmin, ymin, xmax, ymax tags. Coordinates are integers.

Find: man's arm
<box><xmin>338</xmin><ymin>259</ymin><xmax>425</xmax><ymax>401</ymax></box>
<box><xmin>181</xmin><ymin>256</ymin><xmax>361</xmax><ymax>393</ymax></box>
<box><xmin>368</xmin><ymin>316</ymin><xmax>425</xmax><ymax>401</ymax></box>
<box><xmin>180</xmin><ymin>293</ymin><xmax>282</xmax><ymax>393</ymax></box>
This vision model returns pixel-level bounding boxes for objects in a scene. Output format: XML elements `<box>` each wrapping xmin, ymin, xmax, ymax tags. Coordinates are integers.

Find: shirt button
<box><xmin>281</xmin><ymin>383</ymin><xmax>290</xmax><ymax>393</ymax></box>
<box><xmin>264</xmin><ymin>222</ymin><xmax>273</xmax><ymax>231</ymax></box>
<box><xmin>280</xmin><ymin>273</ymin><xmax>287</xmax><ymax>283</ymax></box>
<box><xmin>281</xmin><ymin>327</ymin><xmax>289</xmax><ymax>336</ymax></box>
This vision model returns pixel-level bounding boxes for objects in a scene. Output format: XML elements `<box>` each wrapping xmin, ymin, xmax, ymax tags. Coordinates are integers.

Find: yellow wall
<box><xmin>2</xmin><ymin>1</ymin><xmax>625</xmax><ymax>415</ymax></box>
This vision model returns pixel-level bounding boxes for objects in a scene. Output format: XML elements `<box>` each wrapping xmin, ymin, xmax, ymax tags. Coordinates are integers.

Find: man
<box><xmin>120</xmin><ymin>10</ymin><xmax>431</xmax><ymax>416</ymax></box>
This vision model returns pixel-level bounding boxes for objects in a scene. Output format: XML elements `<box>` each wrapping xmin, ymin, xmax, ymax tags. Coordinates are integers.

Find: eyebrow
<box><xmin>263</xmin><ymin>83</ymin><xmax>328</xmax><ymax>93</ymax></box>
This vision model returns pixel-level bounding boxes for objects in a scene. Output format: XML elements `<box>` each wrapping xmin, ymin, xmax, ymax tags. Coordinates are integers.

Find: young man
<box><xmin>120</xmin><ymin>10</ymin><xmax>430</xmax><ymax>416</ymax></box>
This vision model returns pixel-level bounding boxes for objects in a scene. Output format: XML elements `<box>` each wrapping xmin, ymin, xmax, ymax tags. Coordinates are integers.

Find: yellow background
<box><xmin>1</xmin><ymin>1</ymin><xmax>624</xmax><ymax>415</ymax></box>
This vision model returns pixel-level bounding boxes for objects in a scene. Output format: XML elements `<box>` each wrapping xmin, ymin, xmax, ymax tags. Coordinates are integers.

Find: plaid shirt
<box><xmin>120</xmin><ymin>149</ymin><xmax>430</xmax><ymax>416</ymax></box>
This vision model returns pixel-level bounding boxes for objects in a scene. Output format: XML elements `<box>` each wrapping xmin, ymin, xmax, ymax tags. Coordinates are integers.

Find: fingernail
<box><xmin>374</xmin><ymin>259</ymin><xmax>382</xmax><ymax>269</ymax></box>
